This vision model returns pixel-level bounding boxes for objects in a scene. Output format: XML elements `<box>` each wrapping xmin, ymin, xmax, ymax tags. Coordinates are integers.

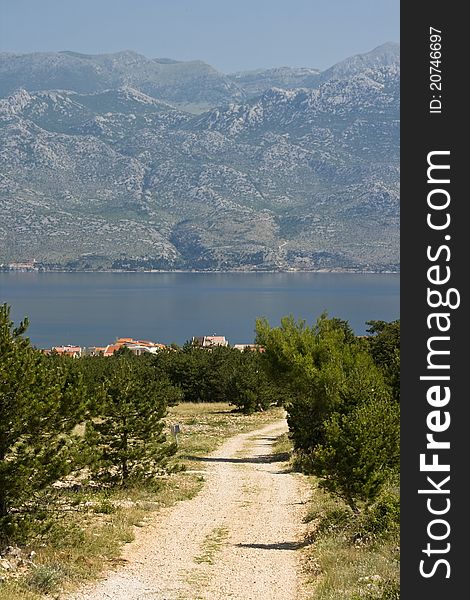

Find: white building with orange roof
<box><xmin>90</xmin><ymin>337</ymin><xmax>167</xmax><ymax>356</ymax></box>
<box><xmin>191</xmin><ymin>335</ymin><xmax>229</xmax><ymax>348</ymax></box>
<box><xmin>51</xmin><ymin>345</ymin><xmax>82</xmax><ymax>358</ymax></box>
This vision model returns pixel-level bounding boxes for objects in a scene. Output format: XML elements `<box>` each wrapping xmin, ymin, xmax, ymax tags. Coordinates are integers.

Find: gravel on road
<box><xmin>65</xmin><ymin>419</ymin><xmax>311</xmax><ymax>600</ymax></box>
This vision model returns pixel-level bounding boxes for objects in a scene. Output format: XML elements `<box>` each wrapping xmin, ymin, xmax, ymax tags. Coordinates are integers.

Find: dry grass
<box><xmin>300</xmin><ymin>480</ymin><xmax>400</xmax><ymax>600</ymax></box>
<box><xmin>0</xmin><ymin>402</ymin><xmax>284</xmax><ymax>600</ymax></box>
<box><xmin>265</xmin><ymin>431</ymin><xmax>399</xmax><ymax>600</ymax></box>
<box><xmin>166</xmin><ymin>402</ymin><xmax>286</xmax><ymax>466</ymax></box>
<box><xmin>271</xmin><ymin>431</ymin><xmax>293</xmax><ymax>464</ymax></box>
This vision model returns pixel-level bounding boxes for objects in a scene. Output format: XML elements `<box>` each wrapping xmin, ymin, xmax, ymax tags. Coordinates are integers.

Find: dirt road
<box><xmin>66</xmin><ymin>419</ymin><xmax>310</xmax><ymax>600</ymax></box>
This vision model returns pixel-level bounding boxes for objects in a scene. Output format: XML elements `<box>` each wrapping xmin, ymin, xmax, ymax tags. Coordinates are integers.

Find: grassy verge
<box><xmin>272</xmin><ymin>434</ymin><xmax>400</xmax><ymax>600</ymax></box>
<box><xmin>271</xmin><ymin>431</ymin><xmax>293</xmax><ymax>464</ymax></box>
<box><xmin>0</xmin><ymin>403</ymin><xmax>284</xmax><ymax>599</ymax></box>
<box><xmin>166</xmin><ymin>402</ymin><xmax>286</xmax><ymax>465</ymax></box>
<box><xmin>301</xmin><ymin>481</ymin><xmax>400</xmax><ymax>600</ymax></box>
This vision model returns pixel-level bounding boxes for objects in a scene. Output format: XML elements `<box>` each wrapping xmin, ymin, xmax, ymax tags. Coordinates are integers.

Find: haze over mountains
<box><xmin>0</xmin><ymin>43</ymin><xmax>399</xmax><ymax>271</ymax></box>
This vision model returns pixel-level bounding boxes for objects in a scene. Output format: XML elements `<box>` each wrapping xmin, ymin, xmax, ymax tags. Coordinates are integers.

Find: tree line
<box><xmin>0</xmin><ymin>302</ymin><xmax>399</xmax><ymax>541</ymax></box>
<box><xmin>255</xmin><ymin>314</ymin><xmax>400</xmax><ymax>514</ymax></box>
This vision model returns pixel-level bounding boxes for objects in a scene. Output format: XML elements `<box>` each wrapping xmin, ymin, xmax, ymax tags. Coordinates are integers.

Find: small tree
<box><xmin>0</xmin><ymin>304</ymin><xmax>85</xmax><ymax>527</ymax></box>
<box><xmin>157</xmin><ymin>345</ymin><xmax>214</xmax><ymax>403</ymax></box>
<box><xmin>85</xmin><ymin>357</ymin><xmax>179</xmax><ymax>484</ymax></box>
<box><xmin>365</xmin><ymin>320</ymin><xmax>400</xmax><ymax>401</ymax></box>
<box><xmin>256</xmin><ymin>312</ymin><xmax>400</xmax><ymax>509</ymax></box>
<box><xmin>227</xmin><ymin>350</ymin><xmax>282</xmax><ymax>414</ymax></box>
<box><xmin>313</xmin><ymin>395</ymin><xmax>400</xmax><ymax>513</ymax></box>
<box><xmin>255</xmin><ymin>313</ymin><xmax>369</xmax><ymax>450</ymax></box>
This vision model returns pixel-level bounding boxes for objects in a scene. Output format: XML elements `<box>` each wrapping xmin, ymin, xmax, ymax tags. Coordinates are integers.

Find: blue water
<box><xmin>0</xmin><ymin>272</ymin><xmax>399</xmax><ymax>348</ymax></box>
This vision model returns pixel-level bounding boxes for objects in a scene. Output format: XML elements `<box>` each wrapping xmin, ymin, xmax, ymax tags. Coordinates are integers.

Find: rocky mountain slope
<box><xmin>0</xmin><ymin>43</ymin><xmax>399</xmax><ymax>271</ymax></box>
<box><xmin>0</xmin><ymin>50</ymin><xmax>244</xmax><ymax>113</ymax></box>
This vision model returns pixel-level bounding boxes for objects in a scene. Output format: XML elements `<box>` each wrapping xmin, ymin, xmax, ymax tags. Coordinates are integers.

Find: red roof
<box><xmin>104</xmin><ymin>344</ymin><xmax>120</xmax><ymax>356</ymax></box>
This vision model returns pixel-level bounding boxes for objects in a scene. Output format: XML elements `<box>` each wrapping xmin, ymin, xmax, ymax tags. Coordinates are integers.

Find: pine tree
<box><xmin>85</xmin><ymin>357</ymin><xmax>179</xmax><ymax>485</ymax></box>
<box><xmin>255</xmin><ymin>313</ymin><xmax>365</xmax><ymax>450</ymax></box>
<box><xmin>226</xmin><ymin>350</ymin><xmax>282</xmax><ymax>414</ymax></box>
<box><xmin>255</xmin><ymin>313</ymin><xmax>399</xmax><ymax>509</ymax></box>
<box><xmin>313</xmin><ymin>395</ymin><xmax>400</xmax><ymax>512</ymax></box>
<box><xmin>0</xmin><ymin>304</ymin><xmax>85</xmax><ymax>524</ymax></box>
<box><xmin>365</xmin><ymin>319</ymin><xmax>400</xmax><ymax>401</ymax></box>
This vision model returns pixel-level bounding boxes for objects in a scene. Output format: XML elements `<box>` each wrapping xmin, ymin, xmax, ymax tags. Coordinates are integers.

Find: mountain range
<box><xmin>0</xmin><ymin>43</ymin><xmax>399</xmax><ymax>272</ymax></box>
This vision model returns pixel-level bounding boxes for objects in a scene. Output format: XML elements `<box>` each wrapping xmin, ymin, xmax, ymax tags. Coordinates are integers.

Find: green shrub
<box><xmin>306</xmin><ymin>490</ymin><xmax>399</xmax><ymax>545</ymax></box>
<box><xmin>360</xmin><ymin>493</ymin><xmax>400</xmax><ymax>537</ymax></box>
<box><xmin>0</xmin><ymin>303</ymin><xmax>85</xmax><ymax>535</ymax></box>
<box><xmin>26</xmin><ymin>563</ymin><xmax>67</xmax><ymax>593</ymax></box>
<box><xmin>314</xmin><ymin>396</ymin><xmax>400</xmax><ymax>512</ymax></box>
<box><xmin>92</xmin><ymin>499</ymin><xmax>116</xmax><ymax>514</ymax></box>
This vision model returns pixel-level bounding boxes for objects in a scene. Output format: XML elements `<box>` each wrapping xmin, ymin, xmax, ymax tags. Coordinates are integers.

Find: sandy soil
<box><xmin>65</xmin><ymin>419</ymin><xmax>311</xmax><ymax>600</ymax></box>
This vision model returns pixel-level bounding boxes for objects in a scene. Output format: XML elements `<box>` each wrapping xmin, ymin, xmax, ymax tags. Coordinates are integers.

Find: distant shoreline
<box><xmin>0</xmin><ymin>267</ymin><xmax>400</xmax><ymax>275</ymax></box>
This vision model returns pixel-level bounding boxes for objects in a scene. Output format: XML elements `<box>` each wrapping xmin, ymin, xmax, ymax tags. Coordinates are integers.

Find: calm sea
<box><xmin>0</xmin><ymin>272</ymin><xmax>399</xmax><ymax>348</ymax></box>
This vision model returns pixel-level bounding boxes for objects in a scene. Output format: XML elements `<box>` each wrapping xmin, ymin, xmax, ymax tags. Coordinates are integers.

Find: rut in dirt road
<box><xmin>65</xmin><ymin>419</ymin><xmax>310</xmax><ymax>600</ymax></box>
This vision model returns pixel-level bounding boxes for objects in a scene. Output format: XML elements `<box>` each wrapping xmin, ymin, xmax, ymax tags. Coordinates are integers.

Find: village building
<box><xmin>233</xmin><ymin>344</ymin><xmax>265</xmax><ymax>353</ymax></box>
<box><xmin>49</xmin><ymin>345</ymin><xmax>83</xmax><ymax>358</ymax></box>
<box><xmin>6</xmin><ymin>260</ymin><xmax>38</xmax><ymax>271</ymax></box>
<box><xmin>191</xmin><ymin>335</ymin><xmax>229</xmax><ymax>348</ymax></box>
<box><xmin>90</xmin><ymin>337</ymin><xmax>166</xmax><ymax>356</ymax></box>
<box><xmin>42</xmin><ymin>336</ymin><xmax>266</xmax><ymax>357</ymax></box>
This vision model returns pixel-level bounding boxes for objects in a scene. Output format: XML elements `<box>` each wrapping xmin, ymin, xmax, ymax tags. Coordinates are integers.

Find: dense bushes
<box><xmin>313</xmin><ymin>396</ymin><xmax>399</xmax><ymax>512</ymax></box>
<box><xmin>0</xmin><ymin>304</ymin><xmax>86</xmax><ymax>527</ymax></box>
<box><xmin>365</xmin><ymin>320</ymin><xmax>400</xmax><ymax>402</ymax></box>
<box><xmin>153</xmin><ymin>344</ymin><xmax>282</xmax><ymax>413</ymax></box>
<box><xmin>256</xmin><ymin>313</ymin><xmax>400</xmax><ymax>513</ymax></box>
<box><xmin>0</xmin><ymin>305</ymin><xmax>179</xmax><ymax>542</ymax></box>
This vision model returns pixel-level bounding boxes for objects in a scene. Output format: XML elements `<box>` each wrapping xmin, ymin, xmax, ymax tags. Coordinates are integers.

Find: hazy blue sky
<box><xmin>0</xmin><ymin>0</ymin><xmax>399</xmax><ymax>72</ymax></box>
